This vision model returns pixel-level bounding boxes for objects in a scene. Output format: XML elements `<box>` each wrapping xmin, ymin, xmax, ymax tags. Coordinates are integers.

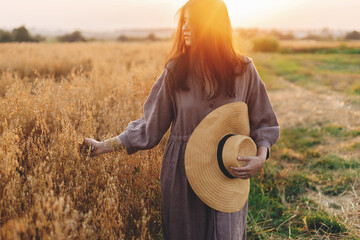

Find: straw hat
<box><xmin>185</xmin><ymin>102</ymin><xmax>257</xmax><ymax>212</ymax></box>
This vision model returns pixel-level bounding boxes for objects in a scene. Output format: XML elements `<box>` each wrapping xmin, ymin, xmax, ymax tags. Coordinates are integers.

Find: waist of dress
<box><xmin>168</xmin><ymin>134</ymin><xmax>191</xmax><ymax>143</ymax></box>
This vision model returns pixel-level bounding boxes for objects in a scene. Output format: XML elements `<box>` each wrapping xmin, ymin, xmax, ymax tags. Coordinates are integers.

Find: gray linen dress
<box><xmin>118</xmin><ymin>56</ymin><xmax>280</xmax><ymax>240</ymax></box>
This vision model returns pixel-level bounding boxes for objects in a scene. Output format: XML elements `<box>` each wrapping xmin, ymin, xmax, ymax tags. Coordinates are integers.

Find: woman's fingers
<box><xmin>230</xmin><ymin>166</ymin><xmax>249</xmax><ymax>172</ymax></box>
<box><xmin>79</xmin><ymin>138</ymin><xmax>97</xmax><ymax>156</ymax></box>
<box><xmin>228</xmin><ymin>155</ymin><xmax>266</xmax><ymax>179</ymax></box>
<box><xmin>229</xmin><ymin>158</ymin><xmax>257</xmax><ymax>178</ymax></box>
<box><xmin>229</xmin><ymin>169</ymin><xmax>252</xmax><ymax>179</ymax></box>
<box><xmin>79</xmin><ymin>139</ymin><xmax>91</xmax><ymax>154</ymax></box>
<box><xmin>229</xmin><ymin>165</ymin><xmax>251</xmax><ymax>173</ymax></box>
<box><xmin>229</xmin><ymin>167</ymin><xmax>252</xmax><ymax>175</ymax></box>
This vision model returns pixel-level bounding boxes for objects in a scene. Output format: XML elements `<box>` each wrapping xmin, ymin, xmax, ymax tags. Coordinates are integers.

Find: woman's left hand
<box><xmin>228</xmin><ymin>155</ymin><xmax>266</xmax><ymax>180</ymax></box>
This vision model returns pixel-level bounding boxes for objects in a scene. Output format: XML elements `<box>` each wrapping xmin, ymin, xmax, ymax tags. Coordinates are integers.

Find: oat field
<box><xmin>0</xmin><ymin>41</ymin><xmax>359</xmax><ymax>239</ymax></box>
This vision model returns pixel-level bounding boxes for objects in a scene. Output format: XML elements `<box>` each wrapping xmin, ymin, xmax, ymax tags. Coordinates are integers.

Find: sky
<box><xmin>1</xmin><ymin>0</ymin><xmax>359</xmax><ymax>31</ymax></box>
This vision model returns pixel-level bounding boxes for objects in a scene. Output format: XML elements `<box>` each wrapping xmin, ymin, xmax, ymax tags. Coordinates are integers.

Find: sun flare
<box><xmin>222</xmin><ymin>0</ymin><xmax>298</xmax><ymax>27</ymax></box>
<box><xmin>223</xmin><ymin>0</ymin><xmax>291</xmax><ymax>12</ymax></box>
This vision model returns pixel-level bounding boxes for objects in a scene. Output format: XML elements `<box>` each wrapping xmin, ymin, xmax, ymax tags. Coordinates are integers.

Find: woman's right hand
<box><xmin>80</xmin><ymin>138</ymin><xmax>106</xmax><ymax>157</ymax></box>
<box><xmin>80</xmin><ymin>137</ymin><xmax>123</xmax><ymax>157</ymax></box>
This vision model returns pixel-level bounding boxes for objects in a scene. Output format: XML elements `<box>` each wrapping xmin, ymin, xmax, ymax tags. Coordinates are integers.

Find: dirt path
<box><xmin>269</xmin><ymin>78</ymin><xmax>360</xmax><ymax>130</ymax></box>
<box><xmin>268</xmin><ymin>78</ymin><xmax>360</xmax><ymax>234</ymax></box>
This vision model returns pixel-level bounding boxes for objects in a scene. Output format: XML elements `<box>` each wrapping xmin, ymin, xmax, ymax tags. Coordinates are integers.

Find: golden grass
<box><xmin>0</xmin><ymin>43</ymin><xmax>93</xmax><ymax>79</ymax></box>
<box><xmin>0</xmin><ymin>42</ymin><xmax>171</xmax><ymax>239</ymax></box>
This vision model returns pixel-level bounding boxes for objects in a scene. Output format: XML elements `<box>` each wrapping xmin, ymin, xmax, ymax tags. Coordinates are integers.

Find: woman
<box><xmin>84</xmin><ymin>0</ymin><xmax>279</xmax><ymax>239</ymax></box>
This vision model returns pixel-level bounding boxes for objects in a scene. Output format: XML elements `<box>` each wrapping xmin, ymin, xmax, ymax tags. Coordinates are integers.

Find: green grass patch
<box><xmin>247</xmin><ymin>166</ymin><xmax>285</xmax><ymax>238</ymax></box>
<box><xmin>320</xmin><ymin>172</ymin><xmax>358</xmax><ymax>196</ymax></box>
<box><xmin>248</xmin><ymin>180</ymin><xmax>285</xmax><ymax>238</ymax></box>
<box><xmin>309</xmin><ymin>154</ymin><xmax>359</xmax><ymax>196</ymax></box>
<box><xmin>271</xmin><ymin>58</ymin><xmax>314</xmax><ymax>85</ymax></box>
<box><xmin>279</xmin><ymin>45</ymin><xmax>360</xmax><ymax>55</ymax></box>
<box><xmin>321</xmin><ymin>183</ymin><xmax>348</xmax><ymax>196</ymax></box>
<box><xmin>350</xmin><ymin>142</ymin><xmax>360</xmax><ymax>150</ymax></box>
<box><xmin>278</xmin><ymin>124</ymin><xmax>360</xmax><ymax>156</ymax></box>
<box><xmin>248</xmin><ymin>122</ymin><xmax>360</xmax><ymax>238</ymax></box>
<box><xmin>256</xmin><ymin>65</ymin><xmax>284</xmax><ymax>90</ymax></box>
<box><xmin>279</xmin><ymin>127</ymin><xmax>323</xmax><ymax>153</ymax></box>
<box><xmin>324</xmin><ymin>124</ymin><xmax>349</xmax><ymax>137</ymax></box>
<box><xmin>316</xmin><ymin>55</ymin><xmax>360</xmax><ymax>74</ymax></box>
<box><xmin>247</xmin><ymin>165</ymin><xmax>350</xmax><ymax>238</ymax></box>
<box><xmin>314</xmin><ymin>48</ymin><xmax>360</xmax><ymax>54</ymax></box>
<box><xmin>324</xmin><ymin>124</ymin><xmax>360</xmax><ymax>137</ymax></box>
<box><xmin>273</xmin><ymin>123</ymin><xmax>360</xmax><ymax>199</ymax></box>
<box><xmin>305</xmin><ymin>211</ymin><xmax>347</xmax><ymax>234</ymax></box>
<box><xmin>280</xmin><ymin>149</ymin><xmax>305</xmax><ymax>163</ymax></box>
<box><xmin>311</xmin><ymin>154</ymin><xmax>360</xmax><ymax>170</ymax></box>
<box><xmin>253</xmin><ymin>53</ymin><xmax>360</xmax><ymax>96</ymax></box>
<box><xmin>273</xmin><ymin>58</ymin><xmax>300</xmax><ymax>74</ymax></box>
<box><xmin>284</xmin><ymin>173</ymin><xmax>315</xmax><ymax>202</ymax></box>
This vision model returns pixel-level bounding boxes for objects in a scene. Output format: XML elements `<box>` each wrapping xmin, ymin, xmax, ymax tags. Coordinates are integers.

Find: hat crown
<box><xmin>222</xmin><ymin>135</ymin><xmax>257</xmax><ymax>177</ymax></box>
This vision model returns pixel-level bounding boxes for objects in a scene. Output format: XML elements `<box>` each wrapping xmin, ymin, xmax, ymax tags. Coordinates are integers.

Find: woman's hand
<box><xmin>228</xmin><ymin>146</ymin><xmax>268</xmax><ymax>179</ymax></box>
<box><xmin>80</xmin><ymin>138</ymin><xmax>105</xmax><ymax>157</ymax></box>
<box><xmin>229</xmin><ymin>156</ymin><xmax>265</xmax><ymax>179</ymax></box>
<box><xmin>80</xmin><ymin>137</ymin><xmax>124</xmax><ymax>157</ymax></box>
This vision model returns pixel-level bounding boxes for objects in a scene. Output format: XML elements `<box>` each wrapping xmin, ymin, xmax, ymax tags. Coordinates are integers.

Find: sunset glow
<box><xmin>223</xmin><ymin>0</ymin><xmax>291</xmax><ymax>13</ymax></box>
<box><xmin>1</xmin><ymin>0</ymin><xmax>359</xmax><ymax>31</ymax></box>
<box><xmin>222</xmin><ymin>0</ymin><xmax>303</xmax><ymax>28</ymax></box>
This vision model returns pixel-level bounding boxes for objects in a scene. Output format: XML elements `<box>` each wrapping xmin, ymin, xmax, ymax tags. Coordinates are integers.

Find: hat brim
<box><xmin>185</xmin><ymin>102</ymin><xmax>257</xmax><ymax>212</ymax></box>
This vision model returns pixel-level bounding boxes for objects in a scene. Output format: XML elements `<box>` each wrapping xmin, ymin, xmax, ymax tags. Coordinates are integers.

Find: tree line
<box><xmin>0</xmin><ymin>26</ymin><xmax>161</xmax><ymax>43</ymax></box>
<box><xmin>0</xmin><ymin>26</ymin><xmax>88</xmax><ymax>43</ymax></box>
<box><xmin>237</xmin><ymin>28</ymin><xmax>360</xmax><ymax>41</ymax></box>
<box><xmin>1</xmin><ymin>26</ymin><xmax>360</xmax><ymax>43</ymax></box>
<box><xmin>0</xmin><ymin>26</ymin><xmax>44</xmax><ymax>42</ymax></box>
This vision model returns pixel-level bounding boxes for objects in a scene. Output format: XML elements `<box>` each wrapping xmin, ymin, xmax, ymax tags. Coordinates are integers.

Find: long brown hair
<box><xmin>165</xmin><ymin>0</ymin><xmax>250</xmax><ymax>99</ymax></box>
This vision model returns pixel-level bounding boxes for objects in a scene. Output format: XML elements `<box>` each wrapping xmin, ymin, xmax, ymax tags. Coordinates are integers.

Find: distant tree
<box><xmin>280</xmin><ymin>32</ymin><xmax>295</xmax><ymax>40</ymax></box>
<box><xmin>12</xmin><ymin>26</ymin><xmax>34</xmax><ymax>42</ymax></box>
<box><xmin>147</xmin><ymin>33</ymin><xmax>157</xmax><ymax>41</ymax></box>
<box><xmin>117</xmin><ymin>34</ymin><xmax>130</xmax><ymax>41</ymax></box>
<box><xmin>117</xmin><ymin>33</ymin><xmax>160</xmax><ymax>42</ymax></box>
<box><xmin>303</xmin><ymin>33</ymin><xmax>322</xmax><ymax>41</ymax></box>
<box><xmin>0</xmin><ymin>29</ymin><xmax>12</xmax><ymax>42</ymax></box>
<box><xmin>57</xmin><ymin>31</ymin><xmax>87</xmax><ymax>42</ymax></box>
<box><xmin>33</xmin><ymin>34</ymin><xmax>45</xmax><ymax>42</ymax></box>
<box><xmin>269</xmin><ymin>29</ymin><xmax>295</xmax><ymax>40</ymax></box>
<box><xmin>303</xmin><ymin>28</ymin><xmax>333</xmax><ymax>41</ymax></box>
<box><xmin>320</xmin><ymin>27</ymin><xmax>333</xmax><ymax>40</ymax></box>
<box><xmin>237</xmin><ymin>28</ymin><xmax>262</xmax><ymax>40</ymax></box>
<box><xmin>345</xmin><ymin>31</ymin><xmax>360</xmax><ymax>40</ymax></box>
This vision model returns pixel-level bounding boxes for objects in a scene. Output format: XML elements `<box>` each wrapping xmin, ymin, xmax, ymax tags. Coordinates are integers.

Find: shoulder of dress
<box><xmin>238</xmin><ymin>54</ymin><xmax>253</xmax><ymax>64</ymax></box>
<box><xmin>234</xmin><ymin>54</ymin><xmax>253</xmax><ymax>75</ymax></box>
<box><xmin>165</xmin><ymin>59</ymin><xmax>174</xmax><ymax>69</ymax></box>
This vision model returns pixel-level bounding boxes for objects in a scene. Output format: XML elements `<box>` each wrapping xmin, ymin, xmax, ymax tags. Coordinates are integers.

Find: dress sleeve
<box><xmin>245</xmin><ymin>60</ymin><xmax>280</xmax><ymax>160</ymax></box>
<box><xmin>118</xmin><ymin>67</ymin><xmax>174</xmax><ymax>154</ymax></box>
